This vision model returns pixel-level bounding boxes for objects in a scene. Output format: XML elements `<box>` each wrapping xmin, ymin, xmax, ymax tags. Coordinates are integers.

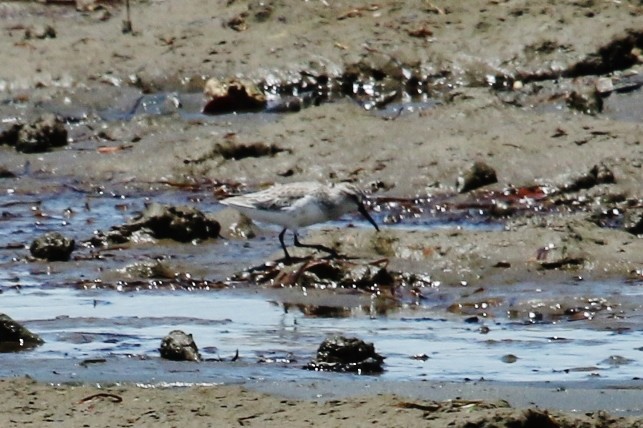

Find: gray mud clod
<box><xmin>30</xmin><ymin>232</ymin><xmax>75</xmax><ymax>261</ymax></box>
<box><xmin>563</xmin><ymin>163</ymin><xmax>615</xmax><ymax>193</ymax></box>
<box><xmin>0</xmin><ymin>314</ymin><xmax>44</xmax><ymax>352</ymax></box>
<box><xmin>304</xmin><ymin>335</ymin><xmax>384</xmax><ymax>374</ymax></box>
<box><xmin>159</xmin><ymin>330</ymin><xmax>201</xmax><ymax>362</ymax></box>
<box><xmin>89</xmin><ymin>203</ymin><xmax>221</xmax><ymax>246</ymax></box>
<box><xmin>0</xmin><ymin>114</ymin><xmax>68</xmax><ymax>154</ymax></box>
<box><xmin>456</xmin><ymin>161</ymin><xmax>498</xmax><ymax>193</ymax></box>
<box><xmin>202</xmin><ymin>77</ymin><xmax>267</xmax><ymax>114</ymax></box>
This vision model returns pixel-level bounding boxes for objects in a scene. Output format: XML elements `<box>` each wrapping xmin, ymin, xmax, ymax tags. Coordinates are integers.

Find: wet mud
<box><xmin>0</xmin><ymin>0</ymin><xmax>643</xmax><ymax>425</ymax></box>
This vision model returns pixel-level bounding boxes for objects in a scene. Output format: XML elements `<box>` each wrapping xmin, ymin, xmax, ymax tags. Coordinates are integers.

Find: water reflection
<box><xmin>1</xmin><ymin>184</ymin><xmax>642</xmax><ymax>383</ymax></box>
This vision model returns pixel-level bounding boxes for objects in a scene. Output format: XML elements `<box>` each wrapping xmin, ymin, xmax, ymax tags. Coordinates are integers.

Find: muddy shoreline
<box><xmin>3</xmin><ymin>375</ymin><xmax>643</xmax><ymax>428</ymax></box>
<box><xmin>1</xmin><ymin>0</ymin><xmax>642</xmax><ymax>426</ymax></box>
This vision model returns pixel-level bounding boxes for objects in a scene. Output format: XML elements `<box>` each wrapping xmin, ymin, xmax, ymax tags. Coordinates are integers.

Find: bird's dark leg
<box><xmin>293</xmin><ymin>232</ymin><xmax>338</xmax><ymax>257</ymax></box>
<box><xmin>279</xmin><ymin>228</ymin><xmax>291</xmax><ymax>261</ymax></box>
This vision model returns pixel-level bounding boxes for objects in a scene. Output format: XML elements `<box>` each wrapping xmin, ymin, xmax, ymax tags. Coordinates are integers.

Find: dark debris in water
<box><xmin>447</xmin><ymin>293</ymin><xmax>619</xmax><ymax>325</ymax></box>
<box><xmin>230</xmin><ymin>256</ymin><xmax>437</xmax><ymax>305</ymax></box>
<box><xmin>257</xmin><ymin>352</ymin><xmax>297</xmax><ymax>365</ymax></box>
<box><xmin>75</xmin><ymin>274</ymin><xmax>225</xmax><ymax>292</ymax></box>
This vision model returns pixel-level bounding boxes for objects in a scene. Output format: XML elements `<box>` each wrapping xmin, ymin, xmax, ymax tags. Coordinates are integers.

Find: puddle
<box><xmin>1</xmin><ymin>180</ymin><xmax>643</xmax><ymax>385</ymax></box>
<box><xmin>0</xmin><ymin>74</ymin><xmax>641</xmax><ymax>385</ymax></box>
<box><xmin>2</xmin><ymin>285</ymin><xmax>643</xmax><ymax>384</ymax></box>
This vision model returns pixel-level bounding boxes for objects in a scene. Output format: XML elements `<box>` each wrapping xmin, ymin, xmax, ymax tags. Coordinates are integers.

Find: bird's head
<box><xmin>335</xmin><ymin>182</ymin><xmax>380</xmax><ymax>231</ymax></box>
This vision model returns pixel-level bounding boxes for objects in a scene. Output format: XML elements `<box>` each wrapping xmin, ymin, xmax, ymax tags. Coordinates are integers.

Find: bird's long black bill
<box><xmin>358</xmin><ymin>203</ymin><xmax>380</xmax><ymax>231</ymax></box>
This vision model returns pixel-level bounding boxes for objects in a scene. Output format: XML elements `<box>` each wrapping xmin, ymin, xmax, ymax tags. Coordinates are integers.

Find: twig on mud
<box><xmin>78</xmin><ymin>392</ymin><xmax>123</xmax><ymax>404</ymax></box>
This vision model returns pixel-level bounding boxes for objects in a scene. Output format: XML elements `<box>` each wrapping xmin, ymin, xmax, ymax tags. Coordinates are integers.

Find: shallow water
<box><xmin>1</xmin><ymin>181</ymin><xmax>643</xmax><ymax>385</ymax></box>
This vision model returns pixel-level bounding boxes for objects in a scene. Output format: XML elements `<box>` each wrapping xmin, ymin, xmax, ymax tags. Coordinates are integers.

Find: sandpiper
<box><xmin>220</xmin><ymin>181</ymin><xmax>380</xmax><ymax>260</ymax></box>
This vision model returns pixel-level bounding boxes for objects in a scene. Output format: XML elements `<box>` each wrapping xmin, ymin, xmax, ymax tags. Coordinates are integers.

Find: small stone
<box><xmin>25</xmin><ymin>24</ymin><xmax>56</xmax><ymax>40</ymax></box>
<box><xmin>456</xmin><ymin>161</ymin><xmax>498</xmax><ymax>193</ymax></box>
<box><xmin>595</xmin><ymin>77</ymin><xmax>614</xmax><ymax>94</ymax></box>
<box><xmin>249</xmin><ymin>0</ymin><xmax>273</xmax><ymax>21</ymax></box>
<box><xmin>501</xmin><ymin>354</ymin><xmax>518</xmax><ymax>363</ymax></box>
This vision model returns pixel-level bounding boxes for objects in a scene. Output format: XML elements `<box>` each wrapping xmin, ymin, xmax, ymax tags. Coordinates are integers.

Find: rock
<box><xmin>120</xmin><ymin>203</ymin><xmax>221</xmax><ymax>242</ymax></box>
<box><xmin>304</xmin><ymin>335</ymin><xmax>384</xmax><ymax>374</ymax></box>
<box><xmin>566</xmin><ymin>88</ymin><xmax>603</xmax><ymax>115</ymax></box>
<box><xmin>456</xmin><ymin>161</ymin><xmax>498</xmax><ymax>193</ymax></box>
<box><xmin>623</xmin><ymin>208</ymin><xmax>643</xmax><ymax>235</ymax></box>
<box><xmin>30</xmin><ymin>232</ymin><xmax>75</xmax><ymax>261</ymax></box>
<box><xmin>14</xmin><ymin>114</ymin><xmax>68</xmax><ymax>153</ymax></box>
<box><xmin>202</xmin><ymin>78</ymin><xmax>266</xmax><ymax>114</ymax></box>
<box><xmin>0</xmin><ymin>314</ymin><xmax>44</xmax><ymax>352</ymax></box>
<box><xmin>595</xmin><ymin>77</ymin><xmax>614</xmax><ymax>94</ymax></box>
<box><xmin>159</xmin><ymin>330</ymin><xmax>201</xmax><ymax>361</ymax></box>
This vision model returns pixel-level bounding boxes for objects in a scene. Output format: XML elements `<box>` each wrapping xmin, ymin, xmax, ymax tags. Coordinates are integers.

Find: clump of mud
<box><xmin>303</xmin><ymin>335</ymin><xmax>384</xmax><ymax>374</ymax></box>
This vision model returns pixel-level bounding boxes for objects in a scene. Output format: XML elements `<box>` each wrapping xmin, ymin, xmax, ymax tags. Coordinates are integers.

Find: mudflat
<box><xmin>0</xmin><ymin>0</ymin><xmax>642</xmax><ymax>426</ymax></box>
